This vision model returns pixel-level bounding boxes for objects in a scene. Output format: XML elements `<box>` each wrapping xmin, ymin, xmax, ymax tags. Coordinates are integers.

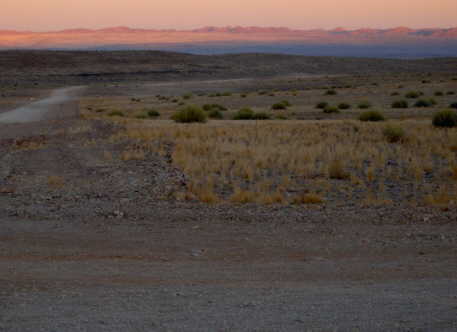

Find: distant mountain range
<box><xmin>1</xmin><ymin>25</ymin><xmax>457</xmax><ymax>37</ymax></box>
<box><xmin>1</xmin><ymin>26</ymin><xmax>457</xmax><ymax>58</ymax></box>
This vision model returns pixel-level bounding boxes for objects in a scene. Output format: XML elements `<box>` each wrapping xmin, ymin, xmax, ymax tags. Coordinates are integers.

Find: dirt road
<box><xmin>0</xmin><ymin>86</ymin><xmax>84</xmax><ymax>123</ymax></box>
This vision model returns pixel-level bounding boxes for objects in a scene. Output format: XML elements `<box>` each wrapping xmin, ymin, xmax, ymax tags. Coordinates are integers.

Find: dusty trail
<box><xmin>0</xmin><ymin>86</ymin><xmax>84</xmax><ymax>123</ymax></box>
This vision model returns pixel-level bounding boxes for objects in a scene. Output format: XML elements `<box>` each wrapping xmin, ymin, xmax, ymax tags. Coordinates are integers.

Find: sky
<box><xmin>2</xmin><ymin>0</ymin><xmax>456</xmax><ymax>32</ymax></box>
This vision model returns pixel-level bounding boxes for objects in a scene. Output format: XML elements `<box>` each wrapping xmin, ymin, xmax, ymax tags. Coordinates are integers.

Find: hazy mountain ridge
<box><xmin>1</xmin><ymin>25</ymin><xmax>456</xmax><ymax>37</ymax></box>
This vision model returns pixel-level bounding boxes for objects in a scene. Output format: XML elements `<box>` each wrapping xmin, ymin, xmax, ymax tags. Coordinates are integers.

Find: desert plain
<box><xmin>1</xmin><ymin>50</ymin><xmax>457</xmax><ymax>331</ymax></box>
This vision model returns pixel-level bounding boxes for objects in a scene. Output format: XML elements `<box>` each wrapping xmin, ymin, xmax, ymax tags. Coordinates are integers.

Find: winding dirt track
<box><xmin>0</xmin><ymin>86</ymin><xmax>84</xmax><ymax>123</ymax></box>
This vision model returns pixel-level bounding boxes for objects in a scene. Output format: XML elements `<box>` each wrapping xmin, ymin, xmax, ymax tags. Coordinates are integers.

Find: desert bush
<box><xmin>271</xmin><ymin>100</ymin><xmax>291</xmax><ymax>110</ymax></box>
<box><xmin>337</xmin><ymin>102</ymin><xmax>351</xmax><ymax>109</ymax></box>
<box><xmin>208</xmin><ymin>92</ymin><xmax>221</xmax><ymax>97</ymax></box>
<box><xmin>136</xmin><ymin>113</ymin><xmax>148</xmax><ymax>119</ymax></box>
<box><xmin>202</xmin><ymin>103</ymin><xmax>227</xmax><ymax>111</ymax></box>
<box><xmin>390</xmin><ymin>91</ymin><xmax>399</xmax><ymax>96</ymax></box>
<box><xmin>323</xmin><ymin>105</ymin><xmax>340</xmax><ymax>113</ymax></box>
<box><xmin>269</xmin><ymin>92</ymin><xmax>275</xmax><ymax>96</ymax></box>
<box><xmin>293</xmin><ymin>192</ymin><xmax>324</xmax><ymax>204</ymax></box>
<box><xmin>182</xmin><ymin>93</ymin><xmax>192</xmax><ymax>99</ymax></box>
<box><xmin>383</xmin><ymin>124</ymin><xmax>406</xmax><ymax>143</ymax></box>
<box><xmin>170</xmin><ymin>105</ymin><xmax>206</xmax><ymax>123</ymax></box>
<box><xmin>327</xmin><ymin>160</ymin><xmax>349</xmax><ymax>179</ymax></box>
<box><xmin>258</xmin><ymin>91</ymin><xmax>268</xmax><ymax>95</ymax></box>
<box><xmin>421</xmin><ymin>79</ymin><xmax>431</xmax><ymax>83</ymax></box>
<box><xmin>178</xmin><ymin>101</ymin><xmax>185</xmax><ymax>105</ymax></box>
<box><xmin>324</xmin><ymin>89</ymin><xmax>337</xmax><ymax>95</ymax></box>
<box><xmin>432</xmin><ymin>109</ymin><xmax>457</xmax><ymax>128</ymax></box>
<box><xmin>414</xmin><ymin>98</ymin><xmax>431</xmax><ymax>107</ymax></box>
<box><xmin>315</xmin><ymin>101</ymin><xmax>328</xmax><ymax>109</ymax></box>
<box><xmin>274</xmin><ymin>114</ymin><xmax>288</xmax><ymax>120</ymax></box>
<box><xmin>207</xmin><ymin>109</ymin><xmax>224</xmax><ymax>119</ymax></box>
<box><xmin>240</xmin><ymin>93</ymin><xmax>247</xmax><ymax>98</ymax></box>
<box><xmin>449</xmin><ymin>102</ymin><xmax>457</xmax><ymax>109</ymax></box>
<box><xmin>434</xmin><ymin>90</ymin><xmax>444</xmax><ymax>96</ymax></box>
<box><xmin>95</xmin><ymin>108</ymin><xmax>105</xmax><ymax>112</ymax></box>
<box><xmin>447</xmin><ymin>91</ymin><xmax>455</xmax><ymax>95</ymax></box>
<box><xmin>252</xmin><ymin>112</ymin><xmax>270</xmax><ymax>120</ymax></box>
<box><xmin>357</xmin><ymin>99</ymin><xmax>372</xmax><ymax>109</ymax></box>
<box><xmin>391</xmin><ymin>99</ymin><xmax>409</xmax><ymax>108</ymax></box>
<box><xmin>222</xmin><ymin>91</ymin><xmax>231</xmax><ymax>96</ymax></box>
<box><xmin>147</xmin><ymin>109</ymin><xmax>160</xmax><ymax>117</ymax></box>
<box><xmin>358</xmin><ymin>109</ymin><xmax>387</xmax><ymax>122</ymax></box>
<box><xmin>233</xmin><ymin>107</ymin><xmax>254</xmax><ymax>120</ymax></box>
<box><xmin>172</xmin><ymin>99</ymin><xmax>178</xmax><ymax>103</ymax></box>
<box><xmin>428</xmin><ymin>97</ymin><xmax>437</xmax><ymax>105</ymax></box>
<box><xmin>107</xmin><ymin>110</ymin><xmax>124</xmax><ymax>117</ymax></box>
<box><xmin>405</xmin><ymin>90</ymin><xmax>421</xmax><ymax>98</ymax></box>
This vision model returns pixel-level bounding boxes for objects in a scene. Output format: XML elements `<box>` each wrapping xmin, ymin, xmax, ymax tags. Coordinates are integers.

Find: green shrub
<box><xmin>390</xmin><ymin>91</ymin><xmax>399</xmax><ymax>96</ymax></box>
<box><xmin>383</xmin><ymin>124</ymin><xmax>406</xmax><ymax>143</ymax></box>
<box><xmin>268</xmin><ymin>92</ymin><xmax>275</xmax><ymax>96</ymax></box>
<box><xmin>391</xmin><ymin>99</ymin><xmax>409</xmax><ymax>108</ymax></box>
<box><xmin>271</xmin><ymin>100</ymin><xmax>291</xmax><ymax>110</ymax></box>
<box><xmin>428</xmin><ymin>97</ymin><xmax>437</xmax><ymax>105</ymax></box>
<box><xmin>208</xmin><ymin>92</ymin><xmax>221</xmax><ymax>97</ymax></box>
<box><xmin>357</xmin><ymin>99</ymin><xmax>372</xmax><ymax>109</ymax></box>
<box><xmin>182</xmin><ymin>93</ymin><xmax>192</xmax><ymax>99</ymax></box>
<box><xmin>172</xmin><ymin>99</ymin><xmax>178</xmax><ymax>103</ymax></box>
<box><xmin>170</xmin><ymin>105</ymin><xmax>207</xmax><ymax>123</ymax></box>
<box><xmin>345</xmin><ymin>84</ymin><xmax>353</xmax><ymax>88</ymax></box>
<box><xmin>449</xmin><ymin>102</ymin><xmax>457</xmax><ymax>109</ymax></box>
<box><xmin>252</xmin><ymin>112</ymin><xmax>270</xmax><ymax>120</ymax></box>
<box><xmin>240</xmin><ymin>93</ymin><xmax>247</xmax><ymax>98</ymax></box>
<box><xmin>323</xmin><ymin>105</ymin><xmax>340</xmax><ymax>113</ymax></box>
<box><xmin>274</xmin><ymin>114</ymin><xmax>288</xmax><ymax>120</ymax></box>
<box><xmin>233</xmin><ymin>107</ymin><xmax>254</xmax><ymax>120</ymax></box>
<box><xmin>315</xmin><ymin>101</ymin><xmax>328</xmax><ymax>109</ymax></box>
<box><xmin>95</xmin><ymin>108</ymin><xmax>105</xmax><ymax>112</ymax></box>
<box><xmin>432</xmin><ymin>109</ymin><xmax>457</xmax><ymax>128</ymax></box>
<box><xmin>358</xmin><ymin>109</ymin><xmax>387</xmax><ymax>122</ymax></box>
<box><xmin>222</xmin><ymin>91</ymin><xmax>231</xmax><ymax>96</ymax></box>
<box><xmin>258</xmin><ymin>91</ymin><xmax>268</xmax><ymax>95</ymax></box>
<box><xmin>447</xmin><ymin>90</ymin><xmax>455</xmax><ymax>95</ymax></box>
<box><xmin>147</xmin><ymin>109</ymin><xmax>160</xmax><ymax>117</ymax></box>
<box><xmin>405</xmin><ymin>90</ymin><xmax>421</xmax><ymax>98</ymax></box>
<box><xmin>337</xmin><ymin>102</ymin><xmax>351</xmax><ymax>109</ymax></box>
<box><xmin>207</xmin><ymin>109</ymin><xmax>224</xmax><ymax>119</ymax></box>
<box><xmin>202</xmin><ymin>103</ymin><xmax>227</xmax><ymax>111</ymax></box>
<box><xmin>136</xmin><ymin>113</ymin><xmax>148</xmax><ymax>119</ymax></box>
<box><xmin>421</xmin><ymin>80</ymin><xmax>431</xmax><ymax>84</ymax></box>
<box><xmin>324</xmin><ymin>89</ymin><xmax>337</xmax><ymax>95</ymax></box>
<box><xmin>414</xmin><ymin>98</ymin><xmax>431</xmax><ymax>107</ymax></box>
<box><xmin>178</xmin><ymin>101</ymin><xmax>185</xmax><ymax>105</ymax></box>
<box><xmin>434</xmin><ymin>91</ymin><xmax>444</xmax><ymax>96</ymax></box>
<box><xmin>107</xmin><ymin>110</ymin><xmax>125</xmax><ymax>117</ymax></box>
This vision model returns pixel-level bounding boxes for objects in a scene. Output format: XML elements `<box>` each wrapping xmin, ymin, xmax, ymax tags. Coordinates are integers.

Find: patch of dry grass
<box><xmin>102</xmin><ymin>118</ymin><xmax>457</xmax><ymax>207</ymax></box>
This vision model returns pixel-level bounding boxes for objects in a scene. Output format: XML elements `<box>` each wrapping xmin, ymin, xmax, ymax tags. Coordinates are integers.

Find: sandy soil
<box><xmin>1</xmin><ymin>82</ymin><xmax>457</xmax><ymax>331</ymax></box>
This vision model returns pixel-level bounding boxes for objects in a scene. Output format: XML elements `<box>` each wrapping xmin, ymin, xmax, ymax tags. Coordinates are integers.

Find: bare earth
<box><xmin>1</xmin><ymin>77</ymin><xmax>457</xmax><ymax>331</ymax></box>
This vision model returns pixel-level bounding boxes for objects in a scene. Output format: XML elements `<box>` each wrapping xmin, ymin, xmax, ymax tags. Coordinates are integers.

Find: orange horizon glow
<box><xmin>2</xmin><ymin>0</ymin><xmax>456</xmax><ymax>32</ymax></box>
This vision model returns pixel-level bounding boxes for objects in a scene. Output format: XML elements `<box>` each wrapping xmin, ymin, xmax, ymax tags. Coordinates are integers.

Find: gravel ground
<box><xmin>1</xmin><ymin>85</ymin><xmax>456</xmax><ymax>331</ymax></box>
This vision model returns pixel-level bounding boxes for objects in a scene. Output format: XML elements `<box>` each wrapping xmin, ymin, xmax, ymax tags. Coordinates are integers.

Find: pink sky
<box><xmin>2</xmin><ymin>0</ymin><xmax>456</xmax><ymax>31</ymax></box>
